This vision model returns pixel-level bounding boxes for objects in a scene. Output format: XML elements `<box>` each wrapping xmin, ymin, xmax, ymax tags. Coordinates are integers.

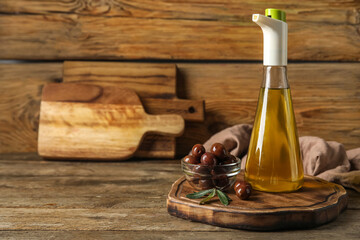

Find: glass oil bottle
<box><xmin>245</xmin><ymin>9</ymin><xmax>304</xmax><ymax>192</ymax></box>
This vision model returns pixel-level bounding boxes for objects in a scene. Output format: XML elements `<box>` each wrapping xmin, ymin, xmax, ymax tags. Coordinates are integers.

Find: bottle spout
<box><xmin>252</xmin><ymin>10</ymin><xmax>287</xmax><ymax>66</ymax></box>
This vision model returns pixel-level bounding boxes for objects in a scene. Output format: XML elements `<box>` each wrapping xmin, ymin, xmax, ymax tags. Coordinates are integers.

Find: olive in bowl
<box><xmin>181</xmin><ymin>143</ymin><xmax>241</xmax><ymax>191</ymax></box>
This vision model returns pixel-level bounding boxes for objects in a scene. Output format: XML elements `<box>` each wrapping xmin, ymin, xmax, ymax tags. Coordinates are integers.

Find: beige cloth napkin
<box><xmin>203</xmin><ymin>124</ymin><xmax>360</xmax><ymax>192</ymax></box>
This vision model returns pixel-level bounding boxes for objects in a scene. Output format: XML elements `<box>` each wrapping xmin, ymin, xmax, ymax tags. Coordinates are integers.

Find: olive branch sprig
<box><xmin>186</xmin><ymin>188</ymin><xmax>232</xmax><ymax>206</ymax></box>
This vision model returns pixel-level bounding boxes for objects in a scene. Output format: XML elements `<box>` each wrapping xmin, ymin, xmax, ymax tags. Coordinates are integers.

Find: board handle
<box><xmin>145</xmin><ymin>114</ymin><xmax>185</xmax><ymax>137</ymax></box>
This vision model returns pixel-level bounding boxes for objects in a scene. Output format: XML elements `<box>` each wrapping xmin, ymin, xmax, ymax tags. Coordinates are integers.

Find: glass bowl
<box><xmin>181</xmin><ymin>157</ymin><xmax>241</xmax><ymax>191</ymax></box>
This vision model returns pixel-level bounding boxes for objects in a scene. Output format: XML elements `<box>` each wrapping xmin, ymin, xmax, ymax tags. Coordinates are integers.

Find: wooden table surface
<box><xmin>1</xmin><ymin>154</ymin><xmax>359</xmax><ymax>239</ymax></box>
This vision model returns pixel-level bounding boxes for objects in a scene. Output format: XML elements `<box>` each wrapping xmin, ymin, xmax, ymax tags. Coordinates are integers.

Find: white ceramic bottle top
<box><xmin>252</xmin><ymin>14</ymin><xmax>287</xmax><ymax>66</ymax></box>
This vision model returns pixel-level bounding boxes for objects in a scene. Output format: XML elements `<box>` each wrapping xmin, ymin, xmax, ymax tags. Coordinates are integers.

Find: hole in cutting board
<box><xmin>188</xmin><ymin>106</ymin><xmax>195</xmax><ymax>113</ymax></box>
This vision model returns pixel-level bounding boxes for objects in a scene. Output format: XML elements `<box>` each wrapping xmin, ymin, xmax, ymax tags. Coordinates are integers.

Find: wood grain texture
<box><xmin>63</xmin><ymin>61</ymin><xmax>205</xmax><ymax>158</ymax></box>
<box><xmin>143</xmin><ymin>98</ymin><xmax>204</xmax><ymax>123</ymax></box>
<box><xmin>1</xmin><ymin>0</ymin><xmax>359</xmax><ymax>23</ymax></box>
<box><xmin>132</xmin><ymin>134</ymin><xmax>176</xmax><ymax>158</ymax></box>
<box><xmin>1</xmin><ymin>63</ymin><xmax>359</xmax><ymax>155</ymax></box>
<box><xmin>0</xmin><ymin>63</ymin><xmax>62</xmax><ymax>153</ymax></box>
<box><xmin>63</xmin><ymin>61</ymin><xmax>205</xmax><ymax>122</ymax></box>
<box><xmin>175</xmin><ymin>63</ymin><xmax>360</xmax><ymax>153</ymax></box>
<box><xmin>38</xmin><ymin>85</ymin><xmax>184</xmax><ymax>160</ymax></box>
<box><xmin>63</xmin><ymin>62</ymin><xmax>177</xmax><ymax>99</ymax></box>
<box><xmin>176</xmin><ymin>63</ymin><xmax>360</xmax><ymax>100</ymax></box>
<box><xmin>167</xmin><ymin>175</ymin><xmax>348</xmax><ymax>230</ymax></box>
<box><xmin>0</xmin><ymin>0</ymin><xmax>359</xmax><ymax>60</ymax></box>
<box><xmin>1</xmin><ymin>229</ymin><xmax>360</xmax><ymax>240</ymax></box>
<box><xmin>0</xmin><ymin>155</ymin><xmax>358</xmax><ymax>239</ymax></box>
<box><xmin>0</xmin><ymin>63</ymin><xmax>177</xmax><ymax>157</ymax></box>
<box><xmin>177</xmin><ymin>97</ymin><xmax>360</xmax><ymax>155</ymax></box>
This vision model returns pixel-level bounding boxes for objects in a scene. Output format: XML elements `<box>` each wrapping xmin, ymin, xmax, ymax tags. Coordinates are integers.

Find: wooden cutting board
<box><xmin>63</xmin><ymin>61</ymin><xmax>204</xmax><ymax>158</ymax></box>
<box><xmin>167</xmin><ymin>173</ymin><xmax>348</xmax><ymax>231</ymax></box>
<box><xmin>38</xmin><ymin>83</ymin><xmax>184</xmax><ymax>160</ymax></box>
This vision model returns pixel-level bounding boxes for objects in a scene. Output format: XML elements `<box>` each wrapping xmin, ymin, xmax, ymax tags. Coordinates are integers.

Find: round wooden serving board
<box><xmin>167</xmin><ymin>174</ymin><xmax>348</xmax><ymax>231</ymax></box>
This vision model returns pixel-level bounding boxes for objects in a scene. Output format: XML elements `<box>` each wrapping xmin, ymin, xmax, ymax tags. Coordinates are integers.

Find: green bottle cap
<box><xmin>265</xmin><ymin>9</ymin><xmax>286</xmax><ymax>22</ymax></box>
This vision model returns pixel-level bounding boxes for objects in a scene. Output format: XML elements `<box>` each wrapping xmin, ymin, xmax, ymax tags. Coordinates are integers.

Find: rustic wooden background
<box><xmin>0</xmin><ymin>0</ymin><xmax>359</xmax><ymax>156</ymax></box>
<box><xmin>0</xmin><ymin>1</ymin><xmax>359</xmax><ymax>238</ymax></box>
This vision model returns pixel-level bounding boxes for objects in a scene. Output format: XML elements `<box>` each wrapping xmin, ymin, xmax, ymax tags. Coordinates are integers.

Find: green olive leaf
<box><xmin>199</xmin><ymin>189</ymin><xmax>216</xmax><ymax>205</ymax></box>
<box><xmin>216</xmin><ymin>189</ymin><xmax>230</xmax><ymax>206</ymax></box>
<box><xmin>186</xmin><ymin>189</ymin><xmax>214</xmax><ymax>199</ymax></box>
<box><xmin>225</xmin><ymin>191</ymin><xmax>232</xmax><ymax>202</ymax></box>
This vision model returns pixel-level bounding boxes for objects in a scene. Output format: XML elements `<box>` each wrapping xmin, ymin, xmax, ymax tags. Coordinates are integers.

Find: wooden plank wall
<box><xmin>0</xmin><ymin>0</ymin><xmax>359</xmax><ymax>155</ymax></box>
<box><xmin>0</xmin><ymin>0</ymin><xmax>359</xmax><ymax>60</ymax></box>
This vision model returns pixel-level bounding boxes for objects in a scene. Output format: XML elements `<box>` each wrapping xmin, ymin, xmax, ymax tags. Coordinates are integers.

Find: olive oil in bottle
<box><xmin>245</xmin><ymin>87</ymin><xmax>303</xmax><ymax>192</ymax></box>
<box><xmin>246</xmin><ymin>9</ymin><xmax>304</xmax><ymax>192</ymax></box>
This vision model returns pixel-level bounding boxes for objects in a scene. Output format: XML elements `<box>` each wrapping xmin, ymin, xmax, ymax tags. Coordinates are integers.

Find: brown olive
<box><xmin>234</xmin><ymin>180</ymin><xmax>244</xmax><ymax>191</ymax></box>
<box><xmin>234</xmin><ymin>180</ymin><xmax>252</xmax><ymax>200</ymax></box>
<box><xmin>183</xmin><ymin>155</ymin><xmax>199</xmax><ymax>164</ymax></box>
<box><xmin>210</xmin><ymin>166</ymin><xmax>226</xmax><ymax>176</ymax></box>
<box><xmin>234</xmin><ymin>180</ymin><xmax>252</xmax><ymax>190</ymax></box>
<box><xmin>213</xmin><ymin>175</ymin><xmax>229</xmax><ymax>189</ymax></box>
<box><xmin>191</xmin><ymin>144</ymin><xmax>205</xmax><ymax>159</ymax></box>
<box><xmin>210</xmin><ymin>143</ymin><xmax>227</xmax><ymax>162</ymax></box>
<box><xmin>189</xmin><ymin>174</ymin><xmax>201</xmax><ymax>185</ymax></box>
<box><xmin>222</xmin><ymin>154</ymin><xmax>237</xmax><ymax>165</ymax></box>
<box><xmin>200</xmin><ymin>152</ymin><xmax>218</xmax><ymax>166</ymax></box>
<box><xmin>210</xmin><ymin>166</ymin><xmax>229</xmax><ymax>189</ymax></box>
<box><xmin>192</xmin><ymin>164</ymin><xmax>210</xmax><ymax>176</ymax></box>
<box><xmin>199</xmin><ymin>179</ymin><xmax>214</xmax><ymax>190</ymax></box>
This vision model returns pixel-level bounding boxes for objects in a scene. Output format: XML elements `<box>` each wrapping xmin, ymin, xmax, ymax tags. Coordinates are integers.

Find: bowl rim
<box><xmin>181</xmin><ymin>156</ymin><xmax>241</xmax><ymax>167</ymax></box>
